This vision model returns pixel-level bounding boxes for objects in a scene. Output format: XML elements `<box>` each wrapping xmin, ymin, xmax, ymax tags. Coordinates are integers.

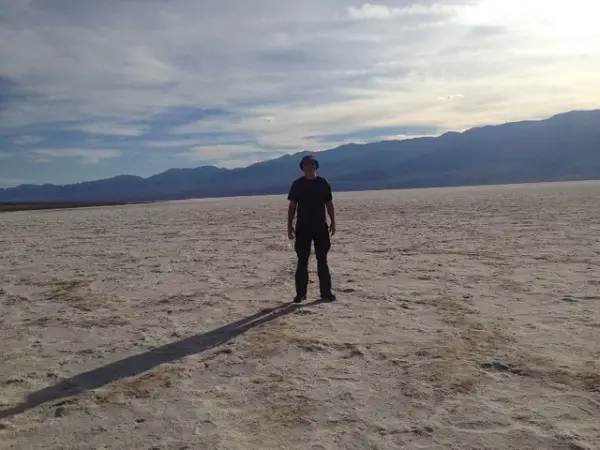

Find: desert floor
<box><xmin>1</xmin><ymin>181</ymin><xmax>599</xmax><ymax>450</ymax></box>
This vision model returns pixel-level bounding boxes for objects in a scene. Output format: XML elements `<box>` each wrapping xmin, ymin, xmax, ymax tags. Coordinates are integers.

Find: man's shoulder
<box><xmin>288</xmin><ymin>177</ymin><xmax>304</xmax><ymax>200</ymax></box>
<box><xmin>317</xmin><ymin>176</ymin><xmax>331</xmax><ymax>186</ymax></box>
<box><xmin>290</xmin><ymin>176</ymin><xmax>330</xmax><ymax>187</ymax></box>
<box><xmin>290</xmin><ymin>176</ymin><xmax>305</xmax><ymax>187</ymax></box>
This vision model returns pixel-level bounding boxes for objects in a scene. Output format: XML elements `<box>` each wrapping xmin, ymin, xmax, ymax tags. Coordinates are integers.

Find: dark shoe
<box><xmin>293</xmin><ymin>294</ymin><xmax>306</xmax><ymax>303</ymax></box>
<box><xmin>321</xmin><ymin>292</ymin><xmax>336</xmax><ymax>302</ymax></box>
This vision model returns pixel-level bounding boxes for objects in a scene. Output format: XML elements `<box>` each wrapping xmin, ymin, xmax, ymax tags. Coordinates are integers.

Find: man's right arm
<box><xmin>287</xmin><ymin>182</ymin><xmax>298</xmax><ymax>238</ymax></box>
<box><xmin>288</xmin><ymin>200</ymin><xmax>297</xmax><ymax>230</ymax></box>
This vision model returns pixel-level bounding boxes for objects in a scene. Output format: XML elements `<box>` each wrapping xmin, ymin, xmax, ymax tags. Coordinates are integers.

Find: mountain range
<box><xmin>1</xmin><ymin>109</ymin><xmax>599</xmax><ymax>203</ymax></box>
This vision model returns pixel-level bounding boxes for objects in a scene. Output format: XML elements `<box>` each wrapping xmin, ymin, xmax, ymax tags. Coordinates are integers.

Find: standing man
<box><xmin>287</xmin><ymin>155</ymin><xmax>337</xmax><ymax>303</ymax></box>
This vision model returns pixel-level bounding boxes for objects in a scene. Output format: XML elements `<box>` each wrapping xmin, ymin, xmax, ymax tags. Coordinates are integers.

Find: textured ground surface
<box><xmin>1</xmin><ymin>180</ymin><xmax>599</xmax><ymax>449</ymax></box>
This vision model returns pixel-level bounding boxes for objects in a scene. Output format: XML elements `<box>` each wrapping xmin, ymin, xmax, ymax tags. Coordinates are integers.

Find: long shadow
<box><xmin>1</xmin><ymin>299</ymin><xmax>330</xmax><ymax>419</ymax></box>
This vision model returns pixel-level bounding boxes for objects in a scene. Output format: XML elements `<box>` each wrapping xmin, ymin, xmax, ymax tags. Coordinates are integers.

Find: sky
<box><xmin>1</xmin><ymin>0</ymin><xmax>599</xmax><ymax>187</ymax></box>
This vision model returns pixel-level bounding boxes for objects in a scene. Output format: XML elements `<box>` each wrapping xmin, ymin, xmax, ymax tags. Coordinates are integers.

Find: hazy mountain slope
<box><xmin>1</xmin><ymin>109</ymin><xmax>599</xmax><ymax>202</ymax></box>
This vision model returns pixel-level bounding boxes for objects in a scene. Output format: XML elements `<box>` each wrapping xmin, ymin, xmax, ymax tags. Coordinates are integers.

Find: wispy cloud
<box><xmin>147</xmin><ymin>139</ymin><xmax>204</xmax><ymax>149</ymax></box>
<box><xmin>0</xmin><ymin>177</ymin><xmax>28</xmax><ymax>186</ymax></box>
<box><xmin>180</xmin><ymin>144</ymin><xmax>261</xmax><ymax>161</ymax></box>
<box><xmin>12</xmin><ymin>135</ymin><xmax>44</xmax><ymax>145</ymax></box>
<box><xmin>31</xmin><ymin>148</ymin><xmax>121</xmax><ymax>164</ymax></box>
<box><xmin>346</xmin><ymin>2</ymin><xmax>462</xmax><ymax>21</ymax></box>
<box><xmin>439</xmin><ymin>93</ymin><xmax>465</xmax><ymax>101</ymax></box>
<box><xmin>72</xmin><ymin>123</ymin><xmax>147</xmax><ymax>137</ymax></box>
<box><xmin>177</xmin><ymin>144</ymin><xmax>290</xmax><ymax>168</ymax></box>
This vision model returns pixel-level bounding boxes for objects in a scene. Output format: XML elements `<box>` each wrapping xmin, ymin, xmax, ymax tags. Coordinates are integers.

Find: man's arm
<box><xmin>324</xmin><ymin>179</ymin><xmax>336</xmax><ymax>234</ymax></box>
<box><xmin>287</xmin><ymin>182</ymin><xmax>298</xmax><ymax>239</ymax></box>
<box><xmin>326</xmin><ymin>200</ymin><xmax>335</xmax><ymax>224</ymax></box>
<box><xmin>288</xmin><ymin>200</ymin><xmax>297</xmax><ymax>231</ymax></box>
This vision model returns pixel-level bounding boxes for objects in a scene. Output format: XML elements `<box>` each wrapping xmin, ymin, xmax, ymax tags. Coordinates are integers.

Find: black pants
<box><xmin>294</xmin><ymin>223</ymin><xmax>332</xmax><ymax>297</ymax></box>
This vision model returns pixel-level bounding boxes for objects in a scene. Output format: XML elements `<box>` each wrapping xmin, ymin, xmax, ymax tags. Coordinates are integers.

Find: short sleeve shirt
<box><xmin>288</xmin><ymin>176</ymin><xmax>333</xmax><ymax>227</ymax></box>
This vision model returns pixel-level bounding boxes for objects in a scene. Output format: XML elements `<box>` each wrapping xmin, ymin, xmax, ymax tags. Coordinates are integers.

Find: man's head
<box><xmin>299</xmin><ymin>155</ymin><xmax>319</xmax><ymax>177</ymax></box>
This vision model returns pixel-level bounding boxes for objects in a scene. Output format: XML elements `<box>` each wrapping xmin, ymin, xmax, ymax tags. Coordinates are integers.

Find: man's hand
<box><xmin>329</xmin><ymin>221</ymin><xmax>336</xmax><ymax>236</ymax></box>
<box><xmin>288</xmin><ymin>224</ymin><xmax>295</xmax><ymax>240</ymax></box>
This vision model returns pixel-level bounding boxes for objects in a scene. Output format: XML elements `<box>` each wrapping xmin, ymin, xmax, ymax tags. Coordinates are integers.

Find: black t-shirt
<box><xmin>288</xmin><ymin>176</ymin><xmax>333</xmax><ymax>227</ymax></box>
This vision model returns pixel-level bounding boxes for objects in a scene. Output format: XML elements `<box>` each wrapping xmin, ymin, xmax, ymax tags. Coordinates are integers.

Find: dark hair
<box><xmin>299</xmin><ymin>155</ymin><xmax>319</xmax><ymax>170</ymax></box>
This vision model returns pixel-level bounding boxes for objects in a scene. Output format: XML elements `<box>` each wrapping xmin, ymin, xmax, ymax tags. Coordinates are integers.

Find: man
<box><xmin>287</xmin><ymin>154</ymin><xmax>337</xmax><ymax>303</ymax></box>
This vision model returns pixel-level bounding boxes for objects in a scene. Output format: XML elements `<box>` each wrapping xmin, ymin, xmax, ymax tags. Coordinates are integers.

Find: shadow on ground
<box><xmin>1</xmin><ymin>299</ymin><xmax>330</xmax><ymax>419</ymax></box>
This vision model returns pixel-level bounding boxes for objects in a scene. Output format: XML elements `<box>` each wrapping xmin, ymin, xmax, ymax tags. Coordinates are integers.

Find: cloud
<box><xmin>0</xmin><ymin>177</ymin><xmax>28</xmax><ymax>187</ymax></box>
<box><xmin>310</xmin><ymin>125</ymin><xmax>441</xmax><ymax>143</ymax></box>
<box><xmin>31</xmin><ymin>148</ymin><xmax>121</xmax><ymax>164</ymax></box>
<box><xmin>1</xmin><ymin>0</ymin><xmax>599</xmax><ymax>185</ymax></box>
<box><xmin>180</xmin><ymin>144</ymin><xmax>262</xmax><ymax>161</ymax></box>
<box><xmin>147</xmin><ymin>139</ymin><xmax>204</xmax><ymax>149</ymax></box>
<box><xmin>346</xmin><ymin>2</ymin><xmax>461</xmax><ymax>21</ymax></box>
<box><xmin>439</xmin><ymin>93</ymin><xmax>465</xmax><ymax>100</ymax></box>
<box><xmin>178</xmin><ymin>143</ymin><xmax>290</xmax><ymax>168</ymax></box>
<box><xmin>0</xmin><ymin>75</ymin><xmax>33</xmax><ymax>110</ymax></box>
<box><xmin>12</xmin><ymin>135</ymin><xmax>45</xmax><ymax>145</ymax></box>
<box><xmin>72</xmin><ymin>123</ymin><xmax>147</xmax><ymax>137</ymax></box>
<box><xmin>347</xmin><ymin>3</ymin><xmax>401</xmax><ymax>20</ymax></box>
<box><xmin>380</xmin><ymin>133</ymin><xmax>437</xmax><ymax>141</ymax></box>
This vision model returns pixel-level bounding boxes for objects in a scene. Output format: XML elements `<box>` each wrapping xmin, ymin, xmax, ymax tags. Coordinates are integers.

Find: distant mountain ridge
<box><xmin>1</xmin><ymin>109</ymin><xmax>599</xmax><ymax>202</ymax></box>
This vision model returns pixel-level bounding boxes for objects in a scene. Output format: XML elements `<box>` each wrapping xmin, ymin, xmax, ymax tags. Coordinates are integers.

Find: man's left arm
<box><xmin>325</xmin><ymin>199</ymin><xmax>335</xmax><ymax>225</ymax></box>
<box><xmin>324</xmin><ymin>180</ymin><xmax>336</xmax><ymax>235</ymax></box>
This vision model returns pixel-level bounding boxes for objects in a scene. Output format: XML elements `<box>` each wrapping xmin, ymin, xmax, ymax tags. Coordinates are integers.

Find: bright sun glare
<box><xmin>466</xmin><ymin>0</ymin><xmax>599</xmax><ymax>43</ymax></box>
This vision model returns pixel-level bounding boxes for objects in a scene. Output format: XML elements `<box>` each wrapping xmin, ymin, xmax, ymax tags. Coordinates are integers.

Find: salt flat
<box><xmin>1</xmin><ymin>180</ymin><xmax>599</xmax><ymax>450</ymax></box>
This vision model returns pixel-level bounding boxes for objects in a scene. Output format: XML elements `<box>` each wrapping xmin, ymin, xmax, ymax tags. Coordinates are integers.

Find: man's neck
<box><xmin>304</xmin><ymin>173</ymin><xmax>317</xmax><ymax>180</ymax></box>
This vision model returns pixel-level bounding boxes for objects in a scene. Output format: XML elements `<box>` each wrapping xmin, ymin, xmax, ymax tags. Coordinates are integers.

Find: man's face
<box><xmin>302</xmin><ymin>159</ymin><xmax>317</xmax><ymax>175</ymax></box>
